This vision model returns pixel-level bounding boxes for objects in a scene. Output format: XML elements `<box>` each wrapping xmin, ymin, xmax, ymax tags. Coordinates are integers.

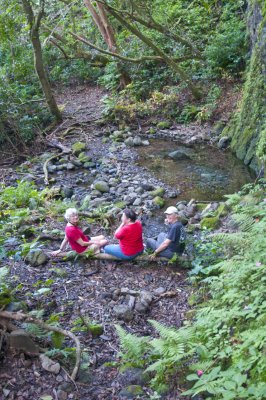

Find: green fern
<box><xmin>115</xmin><ymin>324</ymin><xmax>149</xmax><ymax>365</ymax></box>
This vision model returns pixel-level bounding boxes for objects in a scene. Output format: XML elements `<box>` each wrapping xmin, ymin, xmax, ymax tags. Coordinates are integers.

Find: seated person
<box><xmin>51</xmin><ymin>208</ymin><xmax>108</xmax><ymax>256</ymax></box>
<box><xmin>147</xmin><ymin>206</ymin><xmax>186</xmax><ymax>260</ymax></box>
<box><xmin>103</xmin><ymin>209</ymin><xmax>144</xmax><ymax>260</ymax></box>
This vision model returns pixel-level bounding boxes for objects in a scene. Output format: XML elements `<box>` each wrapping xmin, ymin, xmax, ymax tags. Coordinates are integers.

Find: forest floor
<box><xmin>0</xmin><ymin>85</ymin><xmax>197</xmax><ymax>400</ymax></box>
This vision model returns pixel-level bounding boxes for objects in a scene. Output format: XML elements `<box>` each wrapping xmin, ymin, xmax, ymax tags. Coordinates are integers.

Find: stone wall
<box><xmin>223</xmin><ymin>1</ymin><xmax>266</xmax><ymax>175</ymax></box>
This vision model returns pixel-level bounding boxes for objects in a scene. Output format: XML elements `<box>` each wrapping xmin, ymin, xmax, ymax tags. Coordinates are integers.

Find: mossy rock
<box><xmin>114</xmin><ymin>201</ymin><xmax>126</xmax><ymax>209</ymax></box>
<box><xmin>148</xmin><ymin>127</ymin><xmax>156</xmax><ymax>134</ymax></box>
<box><xmin>157</xmin><ymin>120</ymin><xmax>171</xmax><ymax>129</ymax></box>
<box><xmin>119</xmin><ymin>385</ymin><xmax>144</xmax><ymax>398</ymax></box>
<box><xmin>151</xmin><ymin>187</ymin><xmax>165</xmax><ymax>197</ymax></box>
<box><xmin>196</xmin><ymin>203</ymin><xmax>208</xmax><ymax>212</ymax></box>
<box><xmin>88</xmin><ymin>324</ymin><xmax>104</xmax><ymax>337</ymax></box>
<box><xmin>200</xmin><ymin>216</ymin><xmax>220</xmax><ymax>230</ymax></box>
<box><xmin>153</xmin><ymin>196</ymin><xmax>165</xmax><ymax>208</ymax></box>
<box><xmin>94</xmin><ymin>181</ymin><xmax>110</xmax><ymax>193</ymax></box>
<box><xmin>216</xmin><ymin>202</ymin><xmax>228</xmax><ymax>217</ymax></box>
<box><xmin>78</xmin><ymin>152</ymin><xmax>92</xmax><ymax>163</ymax></box>
<box><xmin>72</xmin><ymin>142</ymin><xmax>87</xmax><ymax>155</ymax></box>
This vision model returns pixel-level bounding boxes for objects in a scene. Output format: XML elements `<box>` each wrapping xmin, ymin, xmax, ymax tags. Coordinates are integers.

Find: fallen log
<box><xmin>48</xmin><ymin>251</ymin><xmax>191</xmax><ymax>268</ymax></box>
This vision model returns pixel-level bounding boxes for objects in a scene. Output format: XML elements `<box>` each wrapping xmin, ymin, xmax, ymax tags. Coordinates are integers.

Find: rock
<box><xmin>127</xmin><ymin>296</ymin><xmax>136</xmax><ymax>310</ymax></box>
<box><xmin>40</xmin><ymin>354</ymin><xmax>60</xmax><ymax>374</ymax></box>
<box><xmin>157</xmin><ymin>120</ymin><xmax>171</xmax><ymax>129</ymax></box>
<box><xmin>152</xmin><ymin>196</ymin><xmax>165</xmax><ymax>208</ymax></box>
<box><xmin>56</xmin><ymin>390</ymin><xmax>68</xmax><ymax>400</ymax></box>
<box><xmin>88</xmin><ymin>324</ymin><xmax>104</xmax><ymax>337</ymax></box>
<box><xmin>200</xmin><ymin>216</ymin><xmax>220</xmax><ymax>229</ymax></box>
<box><xmin>94</xmin><ymin>180</ymin><xmax>110</xmax><ymax>193</ymax></box>
<box><xmin>25</xmin><ymin>249</ymin><xmax>48</xmax><ymax>267</ymax></box>
<box><xmin>218</xmin><ymin>136</ymin><xmax>231</xmax><ymax>149</ymax></box>
<box><xmin>133</xmin><ymin>136</ymin><xmax>142</xmax><ymax>146</ymax></box>
<box><xmin>72</xmin><ymin>142</ymin><xmax>87</xmax><ymax>155</ymax></box>
<box><xmin>151</xmin><ymin>187</ymin><xmax>165</xmax><ymax>197</ymax></box>
<box><xmin>66</xmin><ymin>162</ymin><xmax>75</xmax><ymax>170</ymax></box>
<box><xmin>141</xmin><ymin>183</ymin><xmax>154</xmax><ymax>191</ymax></box>
<box><xmin>78</xmin><ymin>152</ymin><xmax>92</xmax><ymax>163</ymax></box>
<box><xmin>142</xmin><ymin>140</ymin><xmax>150</xmax><ymax>146</ymax></box>
<box><xmin>84</xmin><ymin>161</ymin><xmax>96</xmax><ymax>169</ymax></box>
<box><xmin>154</xmin><ymin>287</ymin><xmax>166</xmax><ymax>295</ymax></box>
<box><xmin>61</xmin><ymin>186</ymin><xmax>74</xmax><ymax>199</ymax></box>
<box><xmin>124</xmin><ymin>137</ymin><xmax>134</xmax><ymax>147</ymax></box>
<box><xmin>133</xmin><ymin>197</ymin><xmax>142</xmax><ymax>206</ymax></box>
<box><xmin>119</xmin><ymin>385</ymin><xmax>144</xmax><ymax>399</ymax></box>
<box><xmin>9</xmin><ymin>329</ymin><xmax>39</xmax><ymax>355</ymax></box>
<box><xmin>169</xmin><ymin>149</ymin><xmax>191</xmax><ymax>160</ymax></box>
<box><xmin>140</xmin><ymin>290</ymin><xmax>153</xmax><ymax>304</ymax></box>
<box><xmin>113</xmin><ymin>305</ymin><xmax>134</xmax><ymax>322</ymax></box>
<box><xmin>5</xmin><ymin>301</ymin><xmax>27</xmax><ymax>312</ymax></box>
<box><xmin>116</xmin><ymin>368</ymin><xmax>147</xmax><ymax>386</ymax></box>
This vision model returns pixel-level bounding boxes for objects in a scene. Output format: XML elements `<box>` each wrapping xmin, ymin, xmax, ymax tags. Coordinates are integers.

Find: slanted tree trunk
<box><xmin>22</xmin><ymin>0</ymin><xmax>62</xmax><ymax>122</ymax></box>
<box><xmin>84</xmin><ymin>0</ymin><xmax>131</xmax><ymax>88</ymax></box>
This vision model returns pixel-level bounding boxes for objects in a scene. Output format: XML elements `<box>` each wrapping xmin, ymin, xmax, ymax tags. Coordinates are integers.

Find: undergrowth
<box><xmin>115</xmin><ymin>179</ymin><xmax>266</xmax><ymax>399</ymax></box>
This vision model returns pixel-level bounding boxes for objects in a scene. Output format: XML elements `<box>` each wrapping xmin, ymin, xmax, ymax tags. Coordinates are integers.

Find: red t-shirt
<box><xmin>65</xmin><ymin>225</ymin><xmax>90</xmax><ymax>253</ymax></box>
<box><xmin>115</xmin><ymin>220</ymin><xmax>144</xmax><ymax>256</ymax></box>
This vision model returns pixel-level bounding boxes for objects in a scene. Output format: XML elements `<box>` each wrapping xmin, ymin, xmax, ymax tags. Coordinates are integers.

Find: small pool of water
<box><xmin>137</xmin><ymin>139</ymin><xmax>254</xmax><ymax>201</ymax></box>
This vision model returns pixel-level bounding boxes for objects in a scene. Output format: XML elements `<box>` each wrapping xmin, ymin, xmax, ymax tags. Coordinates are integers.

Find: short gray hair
<box><xmin>64</xmin><ymin>208</ymin><xmax>78</xmax><ymax>221</ymax></box>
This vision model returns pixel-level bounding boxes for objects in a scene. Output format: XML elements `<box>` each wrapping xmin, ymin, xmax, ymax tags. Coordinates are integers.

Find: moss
<box><xmin>200</xmin><ymin>216</ymin><xmax>220</xmax><ymax>230</ymax></box>
<box><xmin>157</xmin><ymin>120</ymin><xmax>171</xmax><ymax>129</ymax></box>
<box><xmin>222</xmin><ymin>30</ymin><xmax>266</xmax><ymax>173</ymax></box>
<box><xmin>78</xmin><ymin>152</ymin><xmax>92</xmax><ymax>163</ymax></box>
<box><xmin>153</xmin><ymin>196</ymin><xmax>165</xmax><ymax>208</ymax></box>
<box><xmin>196</xmin><ymin>203</ymin><xmax>208</xmax><ymax>212</ymax></box>
<box><xmin>216</xmin><ymin>202</ymin><xmax>228</xmax><ymax>217</ymax></box>
<box><xmin>151</xmin><ymin>187</ymin><xmax>165</xmax><ymax>197</ymax></box>
<box><xmin>88</xmin><ymin>324</ymin><xmax>104</xmax><ymax>337</ymax></box>
<box><xmin>114</xmin><ymin>201</ymin><xmax>126</xmax><ymax>209</ymax></box>
<box><xmin>71</xmin><ymin>142</ymin><xmax>86</xmax><ymax>155</ymax></box>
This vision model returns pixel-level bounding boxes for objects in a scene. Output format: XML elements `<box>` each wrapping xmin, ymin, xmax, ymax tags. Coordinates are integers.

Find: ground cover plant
<box><xmin>116</xmin><ymin>179</ymin><xmax>266</xmax><ymax>399</ymax></box>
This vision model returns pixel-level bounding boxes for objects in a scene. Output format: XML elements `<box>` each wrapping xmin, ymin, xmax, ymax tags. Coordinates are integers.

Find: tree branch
<box><xmin>70</xmin><ymin>32</ymin><xmax>163</xmax><ymax>63</ymax></box>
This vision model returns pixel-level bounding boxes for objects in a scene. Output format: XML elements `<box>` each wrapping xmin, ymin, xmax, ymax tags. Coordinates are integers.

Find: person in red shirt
<box><xmin>51</xmin><ymin>208</ymin><xmax>108</xmax><ymax>256</ymax></box>
<box><xmin>103</xmin><ymin>209</ymin><xmax>144</xmax><ymax>260</ymax></box>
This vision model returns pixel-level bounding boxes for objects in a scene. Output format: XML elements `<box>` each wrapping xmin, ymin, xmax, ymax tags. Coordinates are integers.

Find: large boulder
<box><xmin>25</xmin><ymin>249</ymin><xmax>48</xmax><ymax>267</ymax></box>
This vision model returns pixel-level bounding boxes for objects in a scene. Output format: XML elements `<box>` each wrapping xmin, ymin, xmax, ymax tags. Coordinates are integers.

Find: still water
<box><xmin>137</xmin><ymin>139</ymin><xmax>254</xmax><ymax>201</ymax></box>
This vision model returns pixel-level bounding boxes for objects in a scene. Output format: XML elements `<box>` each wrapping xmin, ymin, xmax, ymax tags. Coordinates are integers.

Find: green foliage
<box><xmin>0</xmin><ymin>266</ymin><xmax>12</xmax><ymax>306</ymax></box>
<box><xmin>115</xmin><ymin>325</ymin><xmax>149</xmax><ymax>368</ymax></box>
<box><xmin>0</xmin><ymin>181</ymin><xmax>44</xmax><ymax>209</ymax></box>
<box><xmin>116</xmin><ymin>181</ymin><xmax>266</xmax><ymax>398</ymax></box>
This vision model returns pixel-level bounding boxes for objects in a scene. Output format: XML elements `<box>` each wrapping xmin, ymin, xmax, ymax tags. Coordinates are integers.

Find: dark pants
<box><xmin>146</xmin><ymin>233</ymin><xmax>175</xmax><ymax>259</ymax></box>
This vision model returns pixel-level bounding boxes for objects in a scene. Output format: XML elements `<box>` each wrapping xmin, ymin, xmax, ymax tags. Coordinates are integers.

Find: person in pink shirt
<box><xmin>103</xmin><ymin>209</ymin><xmax>144</xmax><ymax>260</ymax></box>
<box><xmin>51</xmin><ymin>208</ymin><xmax>108</xmax><ymax>256</ymax></box>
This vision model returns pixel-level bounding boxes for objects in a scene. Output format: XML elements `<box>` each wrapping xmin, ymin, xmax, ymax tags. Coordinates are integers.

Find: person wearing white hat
<box><xmin>147</xmin><ymin>206</ymin><xmax>186</xmax><ymax>260</ymax></box>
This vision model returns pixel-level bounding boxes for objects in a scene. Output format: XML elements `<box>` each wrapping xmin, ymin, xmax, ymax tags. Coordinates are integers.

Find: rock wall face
<box><xmin>223</xmin><ymin>1</ymin><xmax>266</xmax><ymax>174</ymax></box>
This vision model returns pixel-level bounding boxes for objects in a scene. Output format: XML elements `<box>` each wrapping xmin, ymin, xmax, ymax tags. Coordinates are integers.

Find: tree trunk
<box><xmin>105</xmin><ymin>6</ymin><xmax>201</xmax><ymax>99</ymax></box>
<box><xmin>84</xmin><ymin>0</ymin><xmax>131</xmax><ymax>88</ymax></box>
<box><xmin>22</xmin><ymin>0</ymin><xmax>62</xmax><ymax>122</ymax></box>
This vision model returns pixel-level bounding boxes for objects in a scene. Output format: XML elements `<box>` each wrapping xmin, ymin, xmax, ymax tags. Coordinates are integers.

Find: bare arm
<box><xmin>51</xmin><ymin>235</ymin><xmax>69</xmax><ymax>256</ymax></box>
<box><xmin>149</xmin><ymin>238</ymin><xmax>172</xmax><ymax>260</ymax></box>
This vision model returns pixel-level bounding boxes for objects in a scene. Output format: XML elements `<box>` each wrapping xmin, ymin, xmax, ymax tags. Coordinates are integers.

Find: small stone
<box><xmin>154</xmin><ymin>287</ymin><xmax>166</xmax><ymax>295</ymax></box>
<box><xmin>40</xmin><ymin>354</ymin><xmax>60</xmax><ymax>374</ymax></box>
<box><xmin>113</xmin><ymin>305</ymin><xmax>134</xmax><ymax>322</ymax></box>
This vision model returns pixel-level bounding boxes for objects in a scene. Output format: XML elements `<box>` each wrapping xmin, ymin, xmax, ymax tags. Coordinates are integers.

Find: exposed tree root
<box><xmin>0</xmin><ymin>311</ymin><xmax>81</xmax><ymax>381</ymax></box>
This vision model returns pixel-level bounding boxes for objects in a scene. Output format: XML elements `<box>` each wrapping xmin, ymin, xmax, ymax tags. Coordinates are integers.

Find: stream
<box><xmin>137</xmin><ymin>139</ymin><xmax>254</xmax><ymax>202</ymax></box>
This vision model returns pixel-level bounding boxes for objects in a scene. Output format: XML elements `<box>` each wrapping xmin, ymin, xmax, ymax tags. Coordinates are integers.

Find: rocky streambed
<box><xmin>0</xmin><ymin>85</ymin><xmax>254</xmax><ymax>400</ymax></box>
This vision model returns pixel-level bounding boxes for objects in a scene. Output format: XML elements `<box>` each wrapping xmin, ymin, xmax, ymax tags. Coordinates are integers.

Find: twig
<box><xmin>63</xmin><ymin>285</ymin><xmax>69</xmax><ymax>299</ymax></box>
<box><xmin>0</xmin><ymin>311</ymin><xmax>81</xmax><ymax>381</ymax></box>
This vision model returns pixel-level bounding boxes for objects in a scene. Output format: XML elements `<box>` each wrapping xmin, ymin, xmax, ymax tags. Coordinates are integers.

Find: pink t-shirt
<box><xmin>115</xmin><ymin>220</ymin><xmax>144</xmax><ymax>256</ymax></box>
<box><xmin>65</xmin><ymin>225</ymin><xmax>90</xmax><ymax>253</ymax></box>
